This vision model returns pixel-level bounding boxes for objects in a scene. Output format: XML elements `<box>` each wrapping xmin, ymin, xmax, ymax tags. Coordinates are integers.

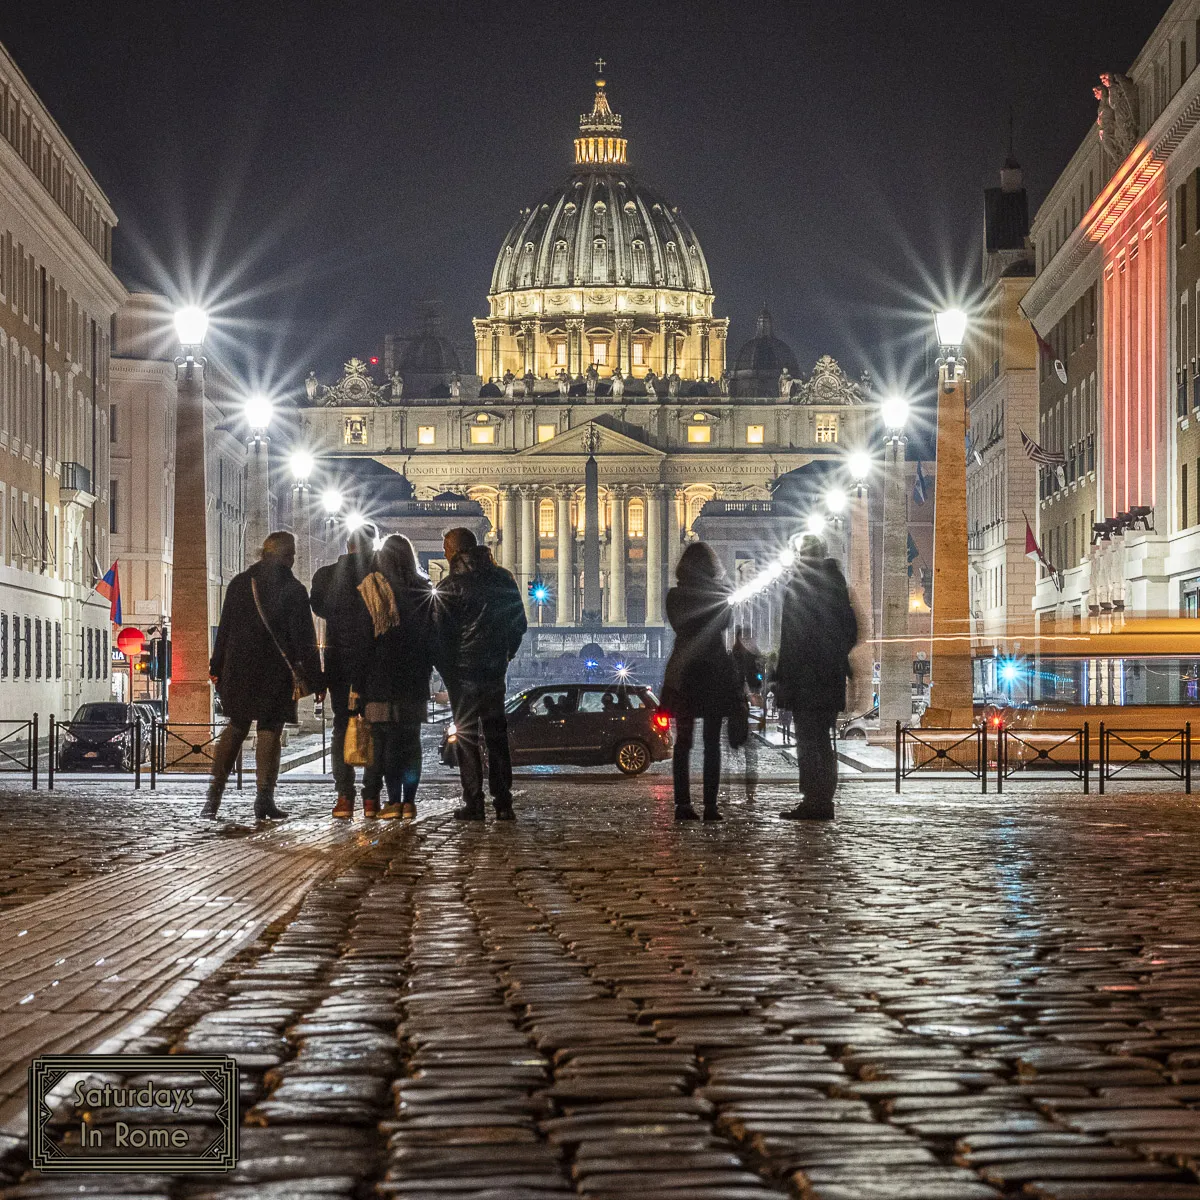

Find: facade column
<box><xmin>556</xmin><ymin>486</ymin><xmax>574</xmax><ymax>626</ymax></box>
<box><xmin>614</xmin><ymin>318</ymin><xmax>633</xmax><ymax>376</ymax></box>
<box><xmin>519</xmin><ymin>486</ymin><xmax>536</xmax><ymax>614</ymax></box>
<box><xmin>500</xmin><ymin>486</ymin><xmax>517</xmax><ymax>575</ymax></box>
<box><xmin>670</xmin><ymin>487</ymin><xmax>687</xmax><ymax>577</ymax></box>
<box><xmin>609</xmin><ymin>486</ymin><xmax>627</xmax><ymax>626</ymax></box>
<box><xmin>491</xmin><ymin>328</ymin><xmax>501</xmax><ymax>379</ymax></box>
<box><xmin>645</xmin><ymin>485</ymin><xmax>664</xmax><ymax>626</ymax></box>
<box><xmin>567</xmin><ymin>318</ymin><xmax>584</xmax><ymax>378</ymax></box>
<box><xmin>697</xmin><ymin>319</ymin><xmax>710</xmax><ymax>380</ymax></box>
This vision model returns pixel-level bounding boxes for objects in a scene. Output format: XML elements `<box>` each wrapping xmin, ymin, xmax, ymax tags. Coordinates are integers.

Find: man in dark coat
<box><xmin>204</xmin><ymin>531</ymin><xmax>324</xmax><ymax>820</ymax></box>
<box><xmin>436</xmin><ymin>527</ymin><xmax>527</xmax><ymax>821</ymax></box>
<box><xmin>310</xmin><ymin>526</ymin><xmax>380</xmax><ymax>818</ymax></box>
<box><xmin>774</xmin><ymin>534</ymin><xmax>858</xmax><ymax>821</ymax></box>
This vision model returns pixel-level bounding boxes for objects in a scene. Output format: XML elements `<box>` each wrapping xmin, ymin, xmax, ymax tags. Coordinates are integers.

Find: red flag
<box><xmin>1024</xmin><ymin>518</ymin><xmax>1042</xmax><ymax>561</ymax></box>
<box><xmin>95</xmin><ymin>561</ymin><xmax>122</xmax><ymax>625</ymax></box>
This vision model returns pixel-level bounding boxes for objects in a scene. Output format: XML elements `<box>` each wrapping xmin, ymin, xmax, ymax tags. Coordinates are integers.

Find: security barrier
<box><xmin>151</xmin><ymin>721</ymin><xmax>241</xmax><ymax>791</ymax></box>
<box><xmin>997</xmin><ymin>725</ymin><xmax>1090</xmax><ymax>793</ymax></box>
<box><xmin>1098</xmin><ymin>723</ymin><xmax>1191</xmax><ymax>794</ymax></box>
<box><xmin>895</xmin><ymin>721</ymin><xmax>988</xmax><ymax>793</ymax></box>
<box><xmin>0</xmin><ymin>718</ymin><xmax>36</xmax><ymax>785</ymax></box>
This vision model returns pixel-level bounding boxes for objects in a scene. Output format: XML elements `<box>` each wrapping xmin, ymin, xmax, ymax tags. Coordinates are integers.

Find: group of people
<box><xmin>202</xmin><ymin>525</ymin><xmax>527</xmax><ymax>822</ymax></box>
<box><xmin>661</xmin><ymin>533</ymin><xmax>857</xmax><ymax>822</ymax></box>
<box><xmin>201</xmin><ymin>520</ymin><xmax>857</xmax><ymax>826</ymax></box>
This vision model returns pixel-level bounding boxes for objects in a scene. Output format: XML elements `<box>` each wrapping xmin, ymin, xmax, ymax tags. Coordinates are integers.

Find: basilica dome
<box><xmin>730</xmin><ymin>307</ymin><xmax>798</xmax><ymax>397</ymax></box>
<box><xmin>475</xmin><ymin>77</ymin><xmax>727</xmax><ymax>384</ymax></box>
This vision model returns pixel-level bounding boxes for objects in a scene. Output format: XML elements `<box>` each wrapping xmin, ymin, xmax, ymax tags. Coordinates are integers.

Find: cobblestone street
<box><xmin>5</xmin><ymin>765</ymin><xmax>1200</xmax><ymax>1197</ymax></box>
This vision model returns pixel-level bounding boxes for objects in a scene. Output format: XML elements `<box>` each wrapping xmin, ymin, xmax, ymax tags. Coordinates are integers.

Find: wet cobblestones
<box><xmin>7</xmin><ymin>775</ymin><xmax>1200</xmax><ymax>1196</ymax></box>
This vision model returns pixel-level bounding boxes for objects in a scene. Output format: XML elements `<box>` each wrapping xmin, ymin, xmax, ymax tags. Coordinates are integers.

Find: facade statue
<box><xmin>778</xmin><ymin>367</ymin><xmax>794</xmax><ymax>401</ymax></box>
<box><xmin>449</xmin><ymin>372</ymin><xmax>461</xmax><ymax>399</ymax></box>
<box><xmin>503</xmin><ymin>370</ymin><xmax>515</xmax><ymax>399</ymax></box>
<box><xmin>644</xmin><ymin>370</ymin><xmax>659</xmax><ymax>400</ymax></box>
<box><xmin>585</xmin><ymin>363</ymin><xmax>599</xmax><ymax>396</ymax></box>
<box><xmin>556</xmin><ymin>368</ymin><xmax>570</xmax><ymax>397</ymax></box>
<box><xmin>718</xmin><ymin>369</ymin><xmax>731</xmax><ymax>396</ymax></box>
<box><xmin>666</xmin><ymin>372</ymin><xmax>680</xmax><ymax>398</ymax></box>
<box><xmin>390</xmin><ymin>371</ymin><xmax>403</xmax><ymax>401</ymax></box>
<box><xmin>611</xmin><ymin>367</ymin><xmax>624</xmax><ymax>399</ymax></box>
<box><xmin>1096</xmin><ymin>72</ymin><xmax>1139</xmax><ymax>164</ymax></box>
<box><xmin>305</xmin><ymin>370</ymin><xmax>319</xmax><ymax>401</ymax></box>
<box><xmin>523</xmin><ymin>370</ymin><xmax>537</xmax><ymax>398</ymax></box>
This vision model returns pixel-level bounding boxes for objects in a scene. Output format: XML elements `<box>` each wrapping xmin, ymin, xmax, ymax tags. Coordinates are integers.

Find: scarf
<box><xmin>358</xmin><ymin>571</ymin><xmax>401</xmax><ymax>637</ymax></box>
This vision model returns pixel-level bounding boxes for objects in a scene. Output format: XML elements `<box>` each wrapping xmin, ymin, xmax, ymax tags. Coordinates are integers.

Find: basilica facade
<box><xmin>293</xmin><ymin>78</ymin><xmax>872</xmax><ymax>660</ymax></box>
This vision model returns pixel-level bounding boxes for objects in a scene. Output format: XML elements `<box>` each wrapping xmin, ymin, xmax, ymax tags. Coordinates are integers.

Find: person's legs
<box><xmin>477</xmin><ymin>683</ymin><xmax>513</xmax><ymax>815</ymax></box>
<box><xmin>370</xmin><ymin>722</ymin><xmax>401</xmax><ymax>808</ymax></box>
<box><xmin>398</xmin><ymin>720</ymin><xmax>423</xmax><ymax>812</ymax></box>
<box><xmin>743</xmin><ymin>727</ymin><xmax>759</xmax><ymax>799</ymax></box>
<box><xmin>328</xmin><ymin>682</ymin><xmax>357</xmax><ymax>816</ymax></box>
<box><xmin>203</xmin><ymin>720</ymin><xmax>250</xmax><ymax>816</ymax></box>
<box><xmin>673</xmin><ymin>715</ymin><xmax>697</xmax><ymax>817</ymax></box>
<box><xmin>701</xmin><ymin>716</ymin><xmax>723</xmax><ymax>819</ymax></box>
<box><xmin>452</xmin><ymin>681</ymin><xmax>486</xmax><ymax>819</ymax></box>
<box><xmin>254</xmin><ymin>720</ymin><xmax>287</xmax><ymax>819</ymax></box>
<box><xmin>782</xmin><ymin>709</ymin><xmax>836</xmax><ymax>819</ymax></box>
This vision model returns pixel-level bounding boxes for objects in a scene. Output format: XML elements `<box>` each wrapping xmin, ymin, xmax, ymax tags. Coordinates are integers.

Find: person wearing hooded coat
<box><xmin>204</xmin><ymin>531</ymin><xmax>324</xmax><ymax>820</ymax></box>
<box><xmin>349</xmin><ymin>534</ymin><xmax>439</xmax><ymax>819</ymax></box>
<box><xmin>660</xmin><ymin>541</ymin><xmax>739</xmax><ymax>822</ymax></box>
<box><xmin>773</xmin><ymin>534</ymin><xmax>858</xmax><ymax>820</ymax></box>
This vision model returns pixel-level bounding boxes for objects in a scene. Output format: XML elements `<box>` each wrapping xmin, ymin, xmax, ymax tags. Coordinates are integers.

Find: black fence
<box><xmin>0</xmin><ymin>718</ymin><xmax>36</xmax><ymax>782</ymax></box>
<box><xmin>1098</xmin><ymin>723</ymin><xmax>1191</xmax><ymax>794</ymax></box>
<box><xmin>998</xmin><ymin>726</ymin><xmax>1090</xmax><ymax>793</ymax></box>
<box><xmin>894</xmin><ymin>721</ymin><xmax>988</xmax><ymax>793</ymax></box>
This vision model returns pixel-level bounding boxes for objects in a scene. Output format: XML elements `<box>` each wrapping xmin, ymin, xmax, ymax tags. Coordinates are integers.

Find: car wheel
<box><xmin>615</xmin><ymin>739</ymin><xmax>650</xmax><ymax>775</ymax></box>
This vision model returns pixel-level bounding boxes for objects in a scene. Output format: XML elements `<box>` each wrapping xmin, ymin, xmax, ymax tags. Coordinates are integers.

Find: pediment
<box><xmin>521</xmin><ymin>420</ymin><xmax>664</xmax><ymax>458</ymax></box>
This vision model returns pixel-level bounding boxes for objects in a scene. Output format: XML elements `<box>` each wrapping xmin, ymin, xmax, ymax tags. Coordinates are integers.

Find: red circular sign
<box><xmin>116</xmin><ymin>627</ymin><xmax>146</xmax><ymax>656</ymax></box>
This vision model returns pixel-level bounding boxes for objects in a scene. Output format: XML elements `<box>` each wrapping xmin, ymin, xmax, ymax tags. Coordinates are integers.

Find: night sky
<box><xmin>2</xmin><ymin>1</ymin><xmax>1162</xmax><ymax>404</ymax></box>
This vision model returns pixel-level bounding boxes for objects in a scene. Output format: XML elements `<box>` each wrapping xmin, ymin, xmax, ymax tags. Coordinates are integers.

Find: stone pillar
<box><xmin>567</xmin><ymin>318</ymin><xmax>584</xmax><ymax>378</ymax></box>
<box><xmin>878</xmin><ymin>436</ymin><xmax>910</xmax><ymax>734</ymax></box>
<box><xmin>169</xmin><ymin>359</ymin><xmax>212</xmax><ymax>728</ymax></box>
<box><xmin>582</xmin><ymin>457</ymin><xmax>602</xmax><ymax>626</ymax></box>
<box><xmin>245</xmin><ymin>434</ymin><xmax>271</xmax><ymax>561</ymax></box>
<box><xmin>929</xmin><ymin>363</ymin><xmax>974</xmax><ymax>718</ymax></box>
<box><xmin>614</xmin><ymin>318</ymin><xmax>633</xmax><ymax>376</ymax></box>
<box><xmin>491</xmin><ymin>329</ymin><xmax>501</xmax><ymax>380</ymax></box>
<box><xmin>848</xmin><ymin>484</ymin><xmax>874</xmax><ymax>714</ymax></box>
<box><xmin>609</xmin><ymin>486</ymin><xmax>627</xmax><ymax>626</ymax></box>
<box><xmin>520</xmin><ymin>486</ymin><xmax>536</xmax><ymax>614</ymax></box>
<box><xmin>646</xmin><ymin>485</ymin><xmax>664</xmax><ymax>626</ymax></box>
<box><xmin>500</xmin><ymin>486</ymin><xmax>517</xmax><ymax>575</ymax></box>
<box><xmin>556</xmin><ymin>486</ymin><xmax>574</xmax><ymax>626</ymax></box>
<box><xmin>670</xmin><ymin>487</ymin><xmax>687</xmax><ymax>576</ymax></box>
<box><xmin>697</xmin><ymin>320</ymin><xmax>710</xmax><ymax>380</ymax></box>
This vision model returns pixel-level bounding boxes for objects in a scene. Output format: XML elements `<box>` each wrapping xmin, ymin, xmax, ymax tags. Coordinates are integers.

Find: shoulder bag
<box><xmin>251</xmin><ymin>577</ymin><xmax>315</xmax><ymax>702</ymax></box>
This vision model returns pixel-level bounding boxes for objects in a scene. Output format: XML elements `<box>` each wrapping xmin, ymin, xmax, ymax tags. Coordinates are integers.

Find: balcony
<box><xmin>60</xmin><ymin>462</ymin><xmax>93</xmax><ymax>495</ymax></box>
<box><xmin>1180</xmin><ymin>370</ymin><xmax>1190</xmax><ymax>418</ymax></box>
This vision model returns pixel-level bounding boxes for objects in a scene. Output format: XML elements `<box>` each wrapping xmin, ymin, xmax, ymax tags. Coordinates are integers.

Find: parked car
<box><xmin>441</xmin><ymin>683</ymin><xmax>671</xmax><ymax>775</ymax></box>
<box><xmin>58</xmin><ymin>703</ymin><xmax>150</xmax><ymax>771</ymax></box>
<box><xmin>838</xmin><ymin>705</ymin><xmax>878</xmax><ymax>740</ymax></box>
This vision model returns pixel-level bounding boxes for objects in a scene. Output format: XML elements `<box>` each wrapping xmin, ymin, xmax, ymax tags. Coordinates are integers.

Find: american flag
<box><xmin>1021</xmin><ymin>429</ymin><xmax>1066</xmax><ymax>466</ymax></box>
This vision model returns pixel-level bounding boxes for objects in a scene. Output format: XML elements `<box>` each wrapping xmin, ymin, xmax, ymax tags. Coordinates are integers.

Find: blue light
<box><xmin>999</xmin><ymin>660</ymin><xmax>1020</xmax><ymax>684</ymax></box>
<box><xmin>613</xmin><ymin>662</ymin><xmax>625</xmax><ymax>672</ymax></box>
<box><xmin>532</xmin><ymin>584</ymin><xmax>549</xmax><ymax>603</ymax></box>
<box><xmin>585</xmin><ymin>659</ymin><xmax>598</xmax><ymax>670</ymax></box>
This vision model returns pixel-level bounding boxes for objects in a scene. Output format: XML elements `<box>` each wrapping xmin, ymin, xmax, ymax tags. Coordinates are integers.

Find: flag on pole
<box><xmin>1020</xmin><ymin>429</ymin><xmax>1066</xmax><ymax>466</ymax></box>
<box><xmin>96</xmin><ymin>561</ymin><xmax>122</xmax><ymax>625</ymax></box>
<box><xmin>912</xmin><ymin>460</ymin><xmax>928</xmax><ymax>506</ymax></box>
<box><xmin>1023</xmin><ymin>516</ymin><xmax>1064</xmax><ymax>592</ymax></box>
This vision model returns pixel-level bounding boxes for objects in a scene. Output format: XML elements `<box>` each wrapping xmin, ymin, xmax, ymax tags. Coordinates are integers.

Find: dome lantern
<box><xmin>575</xmin><ymin>70</ymin><xmax>627</xmax><ymax>167</ymax></box>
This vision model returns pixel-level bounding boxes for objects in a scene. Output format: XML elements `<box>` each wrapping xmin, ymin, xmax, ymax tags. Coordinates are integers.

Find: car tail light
<box><xmin>652</xmin><ymin>711</ymin><xmax>670</xmax><ymax>731</ymax></box>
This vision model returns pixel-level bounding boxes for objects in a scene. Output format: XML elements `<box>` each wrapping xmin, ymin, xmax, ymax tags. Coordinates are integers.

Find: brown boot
<box><xmin>362</xmin><ymin>795</ymin><xmax>380</xmax><ymax>819</ymax></box>
<box><xmin>331</xmin><ymin>795</ymin><xmax>354</xmax><ymax>819</ymax></box>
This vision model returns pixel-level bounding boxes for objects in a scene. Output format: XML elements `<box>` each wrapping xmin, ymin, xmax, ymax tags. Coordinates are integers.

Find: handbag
<box><xmin>727</xmin><ymin>692</ymin><xmax>751</xmax><ymax>750</ymax></box>
<box><xmin>251</xmin><ymin>578</ymin><xmax>314</xmax><ymax>702</ymax></box>
<box><xmin>343</xmin><ymin>713</ymin><xmax>374</xmax><ymax>767</ymax></box>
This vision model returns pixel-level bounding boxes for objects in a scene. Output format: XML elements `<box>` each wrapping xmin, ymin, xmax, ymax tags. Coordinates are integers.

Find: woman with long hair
<box><xmin>351</xmin><ymin>534</ymin><xmax>439</xmax><ymax>819</ymax></box>
<box><xmin>660</xmin><ymin>541</ymin><xmax>739</xmax><ymax>822</ymax></box>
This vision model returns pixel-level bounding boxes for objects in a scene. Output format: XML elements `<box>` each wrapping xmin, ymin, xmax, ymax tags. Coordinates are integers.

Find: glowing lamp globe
<box><xmin>806</xmin><ymin>513</ymin><xmax>827</xmax><ymax>536</ymax></box>
<box><xmin>116</xmin><ymin>627</ymin><xmax>145</xmax><ymax>657</ymax></box>
<box><xmin>321</xmin><ymin>489</ymin><xmax>344</xmax><ymax>515</ymax></box>
<box><xmin>934</xmin><ymin>308</ymin><xmax>968</xmax><ymax>350</ymax></box>
<box><xmin>847</xmin><ymin>451</ymin><xmax>872</xmax><ymax>482</ymax></box>
<box><xmin>880</xmin><ymin>395</ymin><xmax>909</xmax><ymax>433</ymax></box>
<box><xmin>290</xmin><ymin>450</ymin><xmax>315</xmax><ymax>482</ymax></box>
<box><xmin>345</xmin><ymin>511</ymin><xmax>366</xmax><ymax>533</ymax></box>
<box><xmin>825</xmin><ymin>488</ymin><xmax>847</xmax><ymax>515</ymax></box>
<box><xmin>173</xmin><ymin>306</ymin><xmax>209</xmax><ymax>348</ymax></box>
<box><xmin>245</xmin><ymin>394</ymin><xmax>274</xmax><ymax>433</ymax></box>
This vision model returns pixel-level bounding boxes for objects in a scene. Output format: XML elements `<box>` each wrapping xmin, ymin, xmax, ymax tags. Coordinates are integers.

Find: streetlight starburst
<box><xmin>290</xmin><ymin>450</ymin><xmax>315</xmax><ymax>482</ymax></box>
<box><xmin>245</xmin><ymin>393</ymin><xmax>274</xmax><ymax>433</ymax></box>
<box><xmin>173</xmin><ymin>306</ymin><xmax>209</xmax><ymax>348</ymax></box>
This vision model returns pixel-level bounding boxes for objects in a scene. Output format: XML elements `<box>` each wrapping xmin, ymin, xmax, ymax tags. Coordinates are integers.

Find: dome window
<box><xmin>665</xmin><ymin>242</ymin><xmax>682</xmax><ymax>287</ymax></box>
<box><xmin>631</xmin><ymin>240</ymin><xmax>648</xmax><ymax>285</ymax></box>
<box><xmin>563</xmin><ymin>202</ymin><xmax>577</xmax><ymax>215</ymax></box>
<box><xmin>551</xmin><ymin>240</ymin><xmax>569</xmax><ymax>285</ymax></box>
<box><xmin>519</xmin><ymin>242</ymin><xmax>536</xmax><ymax>287</ymax></box>
<box><xmin>624</xmin><ymin>200</ymin><xmax>637</xmax><ymax>214</ymax></box>
<box><xmin>590</xmin><ymin>337</ymin><xmax>609</xmax><ymax>366</ymax></box>
<box><xmin>632</xmin><ymin>341</ymin><xmax>646</xmax><ymax>367</ymax></box>
<box><xmin>591</xmin><ymin>238</ymin><xmax>608</xmax><ymax>282</ymax></box>
<box><xmin>593</xmin><ymin>201</ymin><xmax>607</xmax><ymax>214</ymax></box>
<box><xmin>554</xmin><ymin>341</ymin><xmax>568</xmax><ymax>367</ymax></box>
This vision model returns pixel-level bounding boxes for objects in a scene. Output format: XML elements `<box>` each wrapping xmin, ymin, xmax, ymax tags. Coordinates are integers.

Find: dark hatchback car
<box><xmin>58</xmin><ymin>703</ymin><xmax>149</xmax><ymax>770</ymax></box>
<box><xmin>441</xmin><ymin>683</ymin><xmax>671</xmax><ymax>775</ymax></box>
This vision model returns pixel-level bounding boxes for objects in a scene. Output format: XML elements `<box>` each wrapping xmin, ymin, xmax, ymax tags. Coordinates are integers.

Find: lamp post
<box><xmin>844</xmin><ymin>452</ymin><xmax>875</xmax><ymax>716</ymax></box>
<box><xmin>878</xmin><ymin>396</ymin><xmax>911</xmax><ymax>734</ymax></box>
<box><xmin>290</xmin><ymin>450</ymin><xmax>315</xmax><ymax>591</ymax></box>
<box><xmin>169</xmin><ymin>306</ymin><xmax>212</xmax><ymax>729</ymax></box>
<box><xmin>929</xmin><ymin>309</ymin><xmax>974</xmax><ymax>719</ymax></box>
<box><xmin>244</xmin><ymin>394</ymin><xmax>274</xmax><ymax>560</ymax></box>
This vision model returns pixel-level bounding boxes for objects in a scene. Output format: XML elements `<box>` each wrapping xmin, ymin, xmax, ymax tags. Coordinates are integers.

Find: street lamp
<box><xmin>245</xmin><ymin>393</ymin><xmax>274</xmax><ymax>437</ymax></box>
<box><xmin>929</xmin><ymin>308</ymin><xmax>973</xmax><ymax>717</ymax></box>
<box><xmin>825</xmin><ymin>487</ymin><xmax>848</xmax><ymax>515</ymax></box>
<box><xmin>881</xmin><ymin>394</ymin><xmax>910</xmax><ymax>435</ymax></box>
<box><xmin>290</xmin><ymin>450</ymin><xmax>315</xmax><ymax>483</ymax></box>
<box><xmin>879</xmin><ymin>393</ymin><xmax>911</xmax><ymax>737</ymax></box>
<box><xmin>321</xmin><ymin>488</ymin><xmax>344</xmax><ymax>516</ymax></box>
<box><xmin>244</xmin><ymin>394</ymin><xmax>274</xmax><ymax>557</ymax></box>
<box><xmin>847</xmin><ymin>451</ymin><xmax>872</xmax><ymax>488</ymax></box>
<box><xmin>345</xmin><ymin>511</ymin><xmax>366</xmax><ymax>533</ymax></box>
<box><xmin>174</xmin><ymin>306</ymin><xmax>209</xmax><ymax>351</ymax></box>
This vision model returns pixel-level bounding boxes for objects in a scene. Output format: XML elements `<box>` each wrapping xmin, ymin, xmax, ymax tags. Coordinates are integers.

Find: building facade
<box><xmin>290</xmin><ymin>81</ymin><xmax>874</xmax><ymax>664</ymax></box>
<box><xmin>0</xmin><ymin>40</ymin><xmax>125</xmax><ymax>723</ymax></box>
<box><xmin>965</xmin><ymin>156</ymin><xmax>1040</xmax><ymax>687</ymax></box>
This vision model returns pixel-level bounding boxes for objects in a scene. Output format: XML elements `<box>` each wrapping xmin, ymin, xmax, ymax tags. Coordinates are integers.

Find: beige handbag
<box><xmin>343</xmin><ymin>713</ymin><xmax>374</xmax><ymax>767</ymax></box>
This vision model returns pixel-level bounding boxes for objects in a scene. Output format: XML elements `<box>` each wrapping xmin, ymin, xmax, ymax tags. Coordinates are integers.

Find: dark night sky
<box><xmin>1</xmin><ymin>0</ymin><xmax>1163</xmax><ymax>405</ymax></box>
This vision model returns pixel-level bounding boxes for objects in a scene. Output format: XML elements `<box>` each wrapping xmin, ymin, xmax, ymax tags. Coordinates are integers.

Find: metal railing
<box><xmin>151</xmin><ymin>721</ymin><xmax>241</xmax><ymax>790</ymax></box>
<box><xmin>0</xmin><ymin>718</ymin><xmax>36</xmax><ymax>782</ymax></box>
<box><xmin>1098</xmin><ymin>722</ymin><xmax>1191</xmax><ymax>794</ymax></box>
<box><xmin>895</xmin><ymin>721</ymin><xmax>988</xmax><ymax>793</ymax></box>
<box><xmin>997</xmin><ymin>725</ymin><xmax>1089</xmax><ymax>793</ymax></box>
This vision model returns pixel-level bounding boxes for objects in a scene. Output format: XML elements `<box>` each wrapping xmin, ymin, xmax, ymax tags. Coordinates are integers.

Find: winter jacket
<box><xmin>210</xmin><ymin>559</ymin><xmax>324</xmax><ymax>725</ymax></box>
<box><xmin>774</xmin><ymin>557</ymin><xmax>858</xmax><ymax>714</ymax></box>
<box><xmin>310</xmin><ymin>549</ymin><xmax>373</xmax><ymax>688</ymax></box>
<box><xmin>349</xmin><ymin>566</ymin><xmax>438</xmax><ymax>725</ymax></box>
<box><xmin>436</xmin><ymin>546</ymin><xmax>528</xmax><ymax>686</ymax></box>
<box><xmin>660</xmin><ymin>576</ymin><xmax>739</xmax><ymax>720</ymax></box>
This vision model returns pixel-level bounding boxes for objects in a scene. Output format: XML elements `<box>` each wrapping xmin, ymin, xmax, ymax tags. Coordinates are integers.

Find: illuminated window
<box><xmin>746</xmin><ymin>424</ymin><xmax>764</xmax><ymax>444</ymax></box>
<box><xmin>591</xmin><ymin>339</ymin><xmax>608</xmax><ymax>365</ymax></box>
<box><xmin>815</xmin><ymin>415</ymin><xmax>839</xmax><ymax>444</ymax></box>
<box><xmin>555</xmin><ymin>341</ymin><xmax>567</xmax><ymax>366</ymax></box>
<box><xmin>417</xmin><ymin>425</ymin><xmax>436</xmax><ymax>445</ymax></box>
<box><xmin>687</xmin><ymin>425</ymin><xmax>711</xmax><ymax>444</ymax></box>
<box><xmin>469</xmin><ymin>425</ymin><xmax>495</xmax><ymax>445</ymax></box>
<box><xmin>343</xmin><ymin>416</ymin><xmax>367</xmax><ymax>445</ymax></box>
<box><xmin>538</xmin><ymin>497</ymin><xmax>556</xmax><ymax>537</ymax></box>
<box><xmin>592</xmin><ymin>237</ymin><xmax>607</xmax><ymax>280</ymax></box>
<box><xmin>627</xmin><ymin>496</ymin><xmax>645</xmax><ymax>538</ymax></box>
<box><xmin>537</xmin><ymin>424</ymin><xmax>557</xmax><ymax>443</ymax></box>
<box><xmin>632</xmin><ymin>342</ymin><xmax>645</xmax><ymax>366</ymax></box>
<box><xmin>551</xmin><ymin>240</ymin><xmax>568</xmax><ymax>285</ymax></box>
<box><xmin>631</xmin><ymin>240</ymin><xmax>648</xmax><ymax>284</ymax></box>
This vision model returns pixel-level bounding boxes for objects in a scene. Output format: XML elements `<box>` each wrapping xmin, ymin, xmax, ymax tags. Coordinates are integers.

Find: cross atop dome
<box><xmin>576</xmin><ymin>69</ymin><xmax>626</xmax><ymax>165</ymax></box>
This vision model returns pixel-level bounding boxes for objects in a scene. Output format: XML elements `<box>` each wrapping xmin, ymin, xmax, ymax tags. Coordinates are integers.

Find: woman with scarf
<box><xmin>660</xmin><ymin>541</ymin><xmax>739</xmax><ymax>822</ymax></box>
<box><xmin>351</xmin><ymin>534</ymin><xmax>440</xmax><ymax>819</ymax></box>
